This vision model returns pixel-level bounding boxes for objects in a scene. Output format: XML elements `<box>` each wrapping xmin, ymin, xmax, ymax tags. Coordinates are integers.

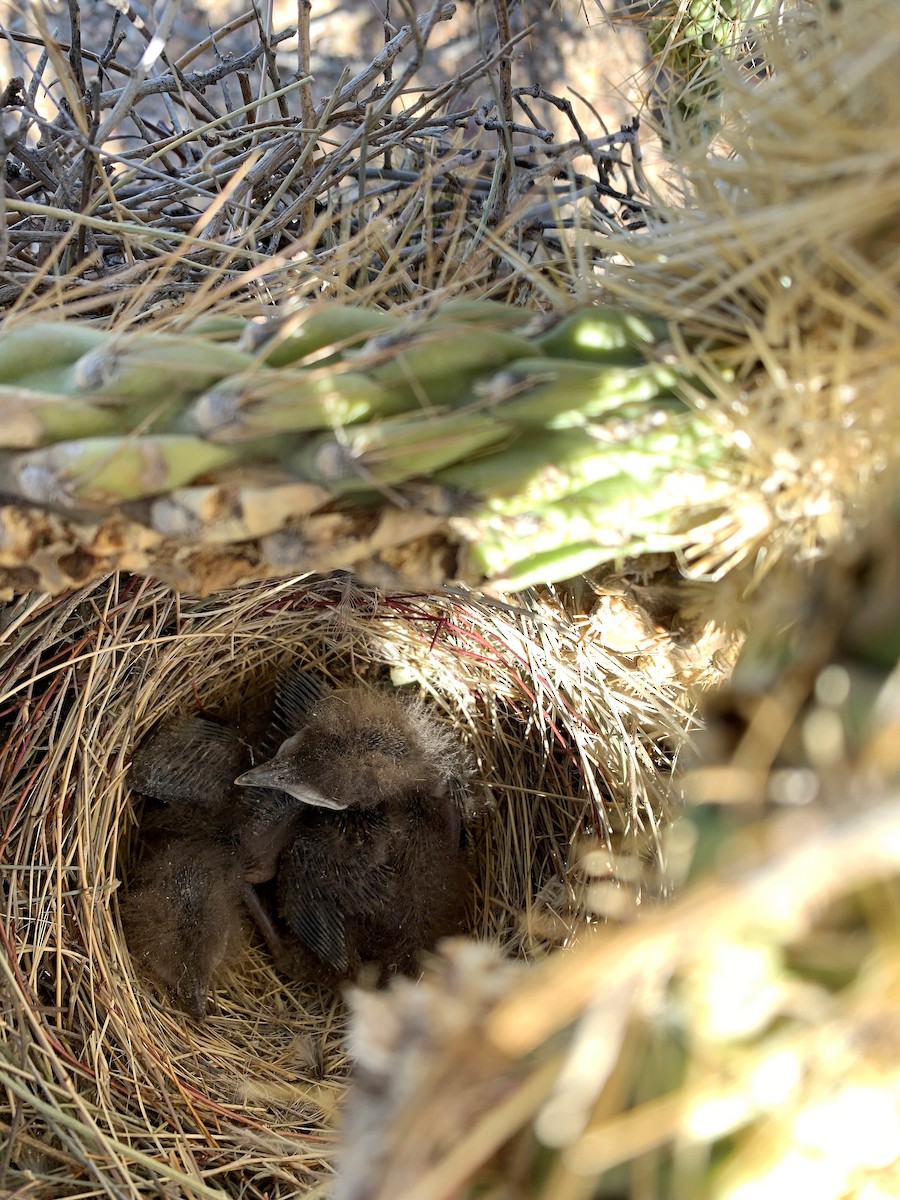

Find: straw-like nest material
<box><xmin>0</xmin><ymin>565</ymin><xmax>732</xmax><ymax>1195</ymax></box>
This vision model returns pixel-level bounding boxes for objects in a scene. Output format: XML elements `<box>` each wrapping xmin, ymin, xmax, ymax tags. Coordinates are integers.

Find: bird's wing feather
<box><xmin>130</xmin><ymin>717</ymin><xmax>246</xmax><ymax>804</ymax></box>
<box><xmin>278</xmin><ymin>818</ymin><xmax>396</xmax><ymax>975</ymax></box>
<box><xmin>272</xmin><ymin>665</ymin><xmax>327</xmax><ymax>740</ymax></box>
<box><xmin>290</xmin><ymin>892</ymin><xmax>349</xmax><ymax>976</ymax></box>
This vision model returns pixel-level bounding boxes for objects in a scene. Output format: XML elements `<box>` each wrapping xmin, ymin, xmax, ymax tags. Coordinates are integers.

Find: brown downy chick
<box><xmin>235</xmin><ymin>685</ymin><xmax>475</xmax><ymax>986</ymax></box>
<box><xmin>125</xmin><ymin>715</ymin><xmax>297</xmax><ymax>1016</ymax></box>
<box><xmin>122</xmin><ymin>833</ymin><xmax>244</xmax><ymax>1020</ymax></box>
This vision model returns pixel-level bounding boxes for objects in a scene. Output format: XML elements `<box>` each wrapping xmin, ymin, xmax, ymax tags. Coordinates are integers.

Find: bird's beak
<box><xmin>235</xmin><ymin>761</ymin><xmax>348</xmax><ymax>810</ymax></box>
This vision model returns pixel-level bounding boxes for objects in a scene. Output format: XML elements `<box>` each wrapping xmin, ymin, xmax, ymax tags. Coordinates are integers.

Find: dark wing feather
<box><xmin>291</xmin><ymin>893</ymin><xmax>349</xmax><ymax>976</ymax></box>
<box><xmin>278</xmin><ymin>833</ymin><xmax>349</xmax><ymax>973</ymax></box>
<box><xmin>270</xmin><ymin>666</ymin><xmax>327</xmax><ymax>742</ymax></box>
<box><xmin>277</xmin><ymin>817</ymin><xmax>395</xmax><ymax>976</ymax></box>
<box><xmin>130</xmin><ymin>717</ymin><xmax>246</xmax><ymax>805</ymax></box>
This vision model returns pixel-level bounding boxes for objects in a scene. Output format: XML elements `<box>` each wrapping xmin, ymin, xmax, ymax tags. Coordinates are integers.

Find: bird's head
<box><xmin>235</xmin><ymin>689</ymin><xmax>442</xmax><ymax>812</ymax></box>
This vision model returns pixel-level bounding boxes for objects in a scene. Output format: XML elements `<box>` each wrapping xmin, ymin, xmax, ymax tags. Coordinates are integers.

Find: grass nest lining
<box><xmin>0</xmin><ymin>565</ymin><xmax>724</xmax><ymax>1196</ymax></box>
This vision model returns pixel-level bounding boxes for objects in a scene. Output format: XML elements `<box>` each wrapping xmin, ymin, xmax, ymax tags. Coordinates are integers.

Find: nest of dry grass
<box><xmin>0</xmin><ymin>563</ymin><xmax>730</xmax><ymax>1195</ymax></box>
<box><xmin>0</xmin><ymin>6</ymin><xmax>707</xmax><ymax>1194</ymax></box>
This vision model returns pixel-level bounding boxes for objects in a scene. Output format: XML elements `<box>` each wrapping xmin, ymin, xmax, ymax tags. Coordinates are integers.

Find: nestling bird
<box><xmin>236</xmin><ymin>679</ymin><xmax>475</xmax><ymax>986</ymax></box>
<box><xmin>125</xmin><ymin>673</ymin><xmax>478</xmax><ymax>1008</ymax></box>
<box><xmin>122</xmin><ymin>831</ymin><xmax>244</xmax><ymax>1021</ymax></box>
<box><xmin>124</xmin><ymin>714</ymin><xmax>292</xmax><ymax>1017</ymax></box>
